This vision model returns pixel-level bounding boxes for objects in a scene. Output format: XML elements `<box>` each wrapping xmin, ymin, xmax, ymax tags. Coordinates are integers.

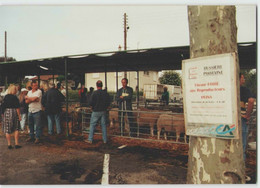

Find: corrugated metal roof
<box><xmin>0</xmin><ymin>42</ymin><xmax>256</xmax><ymax>76</ymax></box>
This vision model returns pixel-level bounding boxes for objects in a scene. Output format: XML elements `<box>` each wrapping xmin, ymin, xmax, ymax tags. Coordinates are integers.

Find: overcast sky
<box><xmin>0</xmin><ymin>1</ymin><xmax>257</xmax><ymax>61</ymax></box>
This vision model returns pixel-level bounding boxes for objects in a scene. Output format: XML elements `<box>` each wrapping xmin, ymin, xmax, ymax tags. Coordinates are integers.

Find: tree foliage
<box><xmin>57</xmin><ymin>75</ymin><xmax>65</xmax><ymax>82</ymax></box>
<box><xmin>159</xmin><ymin>71</ymin><xmax>181</xmax><ymax>86</ymax></box>
<box><xmin>0</xmin><ymin>56</ymin><xmax>16</xmax><ymax>62</ymax></box>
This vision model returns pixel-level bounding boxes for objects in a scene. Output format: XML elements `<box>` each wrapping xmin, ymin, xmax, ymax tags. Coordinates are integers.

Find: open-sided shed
<box><xmin>0</xmin><ymin>42</ymin><xmax>256</xmax><ymax>136</ymax></box>
<box><xmin>0</xmin><ymin>42</ymin><xmax>256</xmax><ymax>77</ymax></box>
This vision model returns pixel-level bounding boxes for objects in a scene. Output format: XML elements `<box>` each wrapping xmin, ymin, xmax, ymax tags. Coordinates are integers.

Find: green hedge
<box><xmin>67</xmin><ymin>90</ymin><xmax>143</xmax><ymax>102</ymax></box>
<box><xmin>68</xmin><ymin>90</ymin><xmax>79</xmax><ymax>102</ymax></box>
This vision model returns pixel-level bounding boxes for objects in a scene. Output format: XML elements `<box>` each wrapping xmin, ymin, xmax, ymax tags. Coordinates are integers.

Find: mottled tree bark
<box><xmin>187</xmin><ymin>6</ymin><xmax>245</xmax><ymax>184</ymax></box>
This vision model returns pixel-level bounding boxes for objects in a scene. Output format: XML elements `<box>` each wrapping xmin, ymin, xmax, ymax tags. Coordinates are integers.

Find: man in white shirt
<box><xmin>25</xmin><ymin>80</ymin><xmax>42</xmax><ymax>144</ymax></box>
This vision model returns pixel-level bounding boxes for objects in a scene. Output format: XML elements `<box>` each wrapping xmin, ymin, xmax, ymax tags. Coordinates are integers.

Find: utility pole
<box><xmin>5</xmin><ymin>31</ymin><xmax>7</xmax><ymax>62</ymax></box>
<box><xmin>124</xmin><ymin>13</ymin><xmax>129</xmax><ymax>78</ymax></box>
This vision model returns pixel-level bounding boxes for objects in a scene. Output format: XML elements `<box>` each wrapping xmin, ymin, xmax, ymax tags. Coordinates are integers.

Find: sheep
<box><xmin>61</xmin><ymin>105</ymin><xmax>91</xmax><ymax>134</ymax></box>
<box><xmin>157</xmin><ymin>114</ymin><xmax>186</xmax><ymax>143</ymax></box>
<box><xmin>109</xmin><ymin>108</ymin><xmax>119</xmax><ymax>128</ymax></box>
<box><xmin>109</xmin><ymin>108</ymin><xmax>130</xmax><ymax>134</ymax></box>
<box><xmin>136</xmin><ymin>108</ymin><xmax>163</xmax><ymax>137</ymax></box>
<box><xmin>135</xmin><ymin>107</ymin><xmax>173</xmax><ymax>137</ymax></box>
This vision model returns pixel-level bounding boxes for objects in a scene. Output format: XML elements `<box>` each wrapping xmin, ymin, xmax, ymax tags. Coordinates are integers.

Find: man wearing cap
<box><xmin>85</xmin><ymin>80</ymin><xmax>110</xmax><ymax>144</ymax></box>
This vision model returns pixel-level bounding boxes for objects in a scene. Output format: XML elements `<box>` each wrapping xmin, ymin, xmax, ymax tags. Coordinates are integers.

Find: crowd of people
<box><xmin>0</xmin><ymin>74</ymin><xmax>255</xmax><ymax>165</ymax></box>
<box><xmin>0</xmin><ymin>81</ymin><xmax>65</xmax><ymax>149</ymax></box>
<box><xmin>0</xmin><ymin>77</ymin><xmax>136</xmax><ymax>149</ymax></box>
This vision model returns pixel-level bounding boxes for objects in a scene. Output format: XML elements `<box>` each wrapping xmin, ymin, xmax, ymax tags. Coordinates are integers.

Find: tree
<box><xmin>0</xmin><ymin>56</ymin><xmax>16</xmax><ymax>62</ymax></box>
<box><xmin>186</xmin><ymin>6</ymin><xmax>245</xmax><ymax>183</ymax></box>
<box><xmin>159</xmin><ymin>71</ymin><xmax>181</xmax><ymax>85</ymax></box>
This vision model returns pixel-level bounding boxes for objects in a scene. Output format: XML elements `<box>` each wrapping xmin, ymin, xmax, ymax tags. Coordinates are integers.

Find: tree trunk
<box><xmin>186</xmin><ymin>6</ymin><xmax>245</xmax><ymax>184</ymax></box>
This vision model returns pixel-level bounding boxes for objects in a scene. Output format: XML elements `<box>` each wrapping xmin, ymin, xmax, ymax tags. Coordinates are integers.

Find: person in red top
<box><xmin>78</xmin><ymin>85</ymin><xmax>87</xmax><ymax>106</ymax></box>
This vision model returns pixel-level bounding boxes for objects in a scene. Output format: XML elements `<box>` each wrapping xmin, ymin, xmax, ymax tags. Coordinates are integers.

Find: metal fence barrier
<box><xmin>78</xmin><ymin>108</ymin><xmax>187</xmax><ymax>144</ymax></box>
<box><xmin>63</xmin><ymin>104</ymin><xmax>256</xmax><ymax>145</ymax></box>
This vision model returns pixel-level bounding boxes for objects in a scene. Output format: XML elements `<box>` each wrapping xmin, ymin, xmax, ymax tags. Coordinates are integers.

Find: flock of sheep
<box><xmin>62</xmin><ymin>105</ymin><xmax>187</xmax><ymax>143</ymax></box>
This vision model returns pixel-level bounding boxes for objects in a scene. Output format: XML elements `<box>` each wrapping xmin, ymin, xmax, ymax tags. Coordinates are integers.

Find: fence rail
<box><xmin>64</xmin><ymin>105</ymin><xmax>257</xmax><ymax>145</ymax></box>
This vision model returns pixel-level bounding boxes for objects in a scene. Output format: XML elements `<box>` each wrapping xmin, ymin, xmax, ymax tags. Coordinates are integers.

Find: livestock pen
<box><xmin>63</xmin><ymin>104</ymin><xmax>257</xmax><ymax>146</ymax></box>
<box><xmin>80</xmin><ymin>108</ymin><xmax>188</xmax><ymax>144</ymax></box>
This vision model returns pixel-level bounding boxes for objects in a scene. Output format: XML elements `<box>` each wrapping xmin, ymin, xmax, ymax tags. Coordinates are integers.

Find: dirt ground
<box><xmin>0</xmin><ymin>130</ymin><xmax>257</xmax><ymax>185</ymax></box>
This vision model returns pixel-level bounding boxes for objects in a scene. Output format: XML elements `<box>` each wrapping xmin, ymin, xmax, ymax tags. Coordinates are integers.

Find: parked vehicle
<box><xmin>165</xmin><ymin>84</ymin><xmax>182</xmax><ymax>102</ymax></box>
<box><xmin>143</xmin><ymin>84</ymin><xmax>182</xmax><ymax>103</ymax></box>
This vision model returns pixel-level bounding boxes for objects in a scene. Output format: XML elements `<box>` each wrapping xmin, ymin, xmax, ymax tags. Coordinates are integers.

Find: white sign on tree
<box><xmin>182</xmin><ymin>53</ymin><xmax>238</xmax><ymax>139</ymax></box>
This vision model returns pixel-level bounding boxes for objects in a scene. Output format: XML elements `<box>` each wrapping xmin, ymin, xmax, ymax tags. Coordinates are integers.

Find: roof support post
<box><xmin>136</xmin><ymin>71</ymin><xmax>139</xmax><ymax>108</ymax></box>
<box><xmin>5</xmin><ymin>75</ymin><xmax>8</xmax><ymax>87</ymax></box>
<box><xmin>52</xmin><ymin>74</ymin><xmax>55</xmax><ymax>84</ymax></box>
<box><xmin>105</xmin><ymin>63</ymin><xmax>107</xmax><ymax>90</ymax></box>
<box><xmin>64</xmin><ymin>57</ymin><xmax>69</xmax><ymax>137</ymax></box>
<box><xmin>37</xmin><ymin>75</ymin><xmax>40</xmax><ymax>87</ymax></box>
<box><xmin>116</xmin><ymin>67</ymin><xmax>119</xmax><ymax>92</ymax></box>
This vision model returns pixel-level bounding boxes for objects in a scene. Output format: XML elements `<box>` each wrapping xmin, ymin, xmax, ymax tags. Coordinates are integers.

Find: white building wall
<box><xmin>85</xmin><ymin>71</ymin><xmax>158</xmax><ymax>92</ymax></box>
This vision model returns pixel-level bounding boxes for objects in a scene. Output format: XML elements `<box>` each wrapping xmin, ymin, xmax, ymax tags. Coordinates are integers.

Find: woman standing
<box><xmin>19</xmin><ymin>88</ymin><xmax>29</xmax><ymax>133</ymax></box>
<box><xmin>1</xmin><ymin>84</ymin><xmax>22</xmax><ymax>149</ymax></box>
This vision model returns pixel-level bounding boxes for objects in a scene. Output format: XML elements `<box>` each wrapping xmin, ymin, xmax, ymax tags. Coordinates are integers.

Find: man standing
<box><xmin>86</xmin><ymin>80</ymin><xmax>110</xmax><ymax>144</ymax></box>
<box><xmin>161</xmin><ymin>86</ymin><xmax>169</xmax><ymax>105</ymax></box>
<box><xmin>116</xmin><ymin>78</ymin><xmax>135</xmax><ymax>137</ymax></box>
<box><xmin>240</xmin><ymin>73</ymin><xmax>255</xmax><ymax>160</ymax></box>
<box><xmin>78</xmin><ymin>85</ymin><xmax>87</xmax><ymax>106</ymax></box>
<box><xmin>25</xmin><ymin>80</ymin><xmax>42</xmax><ymax>144</ymax></box>
<box><xmin>42</xmin><ymin>83</ymin><xmax>65</xmax><ymax>136</ymax></box>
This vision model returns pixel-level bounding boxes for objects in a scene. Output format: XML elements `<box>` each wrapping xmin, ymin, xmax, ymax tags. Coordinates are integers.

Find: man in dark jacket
<box><xmin>116</xmin><ymin>78</ymin><xmax>135</xmax><ymax>137</ymax></box>
<box><xmin>42</xmin><ymin>83</ymin><xmax>65</xmax><ymax>135</ymax></box>
<box><xmin>86</xmin><ymin>80</ymin><xmax>110</xmax><ymax>143</ymax></box>
<box><xmin>161</xmin><ymin>86</ymin><xmax>169</xmax><ymax>105</ymax></box>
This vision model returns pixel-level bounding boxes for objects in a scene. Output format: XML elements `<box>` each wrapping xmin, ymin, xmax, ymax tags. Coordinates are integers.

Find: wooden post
<box><xmin>5</xmin><ymin>31</ymin><xmax>7</xmax><ymax>62</ymax></box>
<box><xmin>124</xmin><ymin>13</ymin><xmax>128</xmax><ymax>78</ymax></box>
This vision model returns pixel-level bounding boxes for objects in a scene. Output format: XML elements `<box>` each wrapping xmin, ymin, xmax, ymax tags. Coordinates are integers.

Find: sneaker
<box><xmin>34</xmin><ymin>138</ymin><xmax>41</xmax><ymax>144</ymax></box>
<box><xmin>8</xmin><ymin>145</ymin><xmax>13</xmax><ymax>149</ymax></box>
<box><xmin>26</xmin><ymin>138</ymin><xmax>35</xmax><ymax>142</ymax></box>
<box><xmin>84</xmin><ymin>139</ymin><xmax>92</xmax><ymax>144</ymax></box>
<box><xmin>15</xmin><ymin>145</ymin><xmax>22</xmax><ymax>149</ymax></box>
